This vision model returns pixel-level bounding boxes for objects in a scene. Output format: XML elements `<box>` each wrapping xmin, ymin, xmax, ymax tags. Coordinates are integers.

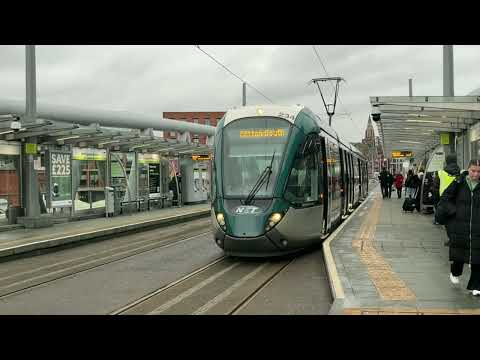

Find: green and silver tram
<box><xmin>211</xmin><ymin>105</ymin><xmax>368</xmax><ymax>257</ymax></box>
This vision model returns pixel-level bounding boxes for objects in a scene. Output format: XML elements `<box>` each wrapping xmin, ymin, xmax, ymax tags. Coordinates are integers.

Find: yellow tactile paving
<box><xmin>351</xmin><ymin>193</ymin><xmax>416</xmax><ymax>301</ymax></box>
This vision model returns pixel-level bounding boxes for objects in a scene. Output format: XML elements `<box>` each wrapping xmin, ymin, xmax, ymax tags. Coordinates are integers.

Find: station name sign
<box><xmin>391</xmin><ymin>151</ymin><xmax>413</xmax><ymax>158</ymax></box>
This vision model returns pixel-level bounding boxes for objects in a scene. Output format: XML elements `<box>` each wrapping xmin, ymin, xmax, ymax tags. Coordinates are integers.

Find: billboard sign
<box><xmin>46</xmin><ymin>150</ymin><xmax>72</xmax><ymax>208</ymax></box>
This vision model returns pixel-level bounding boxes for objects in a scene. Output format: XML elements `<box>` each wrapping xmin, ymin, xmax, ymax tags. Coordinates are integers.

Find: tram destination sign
<box><xmin>46</xmin><ymin>150</ymin><xmax>73</xmax><ymax>208</ymax></box>
<box><xmin>391</xmin><ymin>151</ymin><xmax>414</xmax><ymax>158</ymax></box>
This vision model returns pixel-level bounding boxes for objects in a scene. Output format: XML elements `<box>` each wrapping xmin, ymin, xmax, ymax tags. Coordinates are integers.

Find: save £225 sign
<box><xmin>47</xmin><ymin>151</ymin><xmax>73</xmax><ymax>208</ymax></box>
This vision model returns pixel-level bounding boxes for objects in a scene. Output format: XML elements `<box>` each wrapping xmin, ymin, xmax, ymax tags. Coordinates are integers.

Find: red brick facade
<box><xmin>163</xmin><ymin>112</ymin><xmax>225</xmax><ymax>145</ymax></box>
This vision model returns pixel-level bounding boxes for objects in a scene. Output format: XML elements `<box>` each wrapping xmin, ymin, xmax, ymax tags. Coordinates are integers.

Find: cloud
<box><xmin>0</xmin><ymin>44</ymin><xmax>479</xmax><ymax>144</ymax></box>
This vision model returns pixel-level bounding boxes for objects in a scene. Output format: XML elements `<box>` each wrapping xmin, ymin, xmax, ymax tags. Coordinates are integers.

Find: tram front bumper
<box><xmin>213</xmin><ymin>227</ymin><xmax>298</xmax><ymax>257</ymax></box>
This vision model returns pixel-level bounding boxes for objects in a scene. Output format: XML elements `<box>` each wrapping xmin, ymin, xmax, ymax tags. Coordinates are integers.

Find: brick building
<box><xmin>163</xmin><ymin>112</ymin><xmax>225</xmax><ymax>145</ymax></box>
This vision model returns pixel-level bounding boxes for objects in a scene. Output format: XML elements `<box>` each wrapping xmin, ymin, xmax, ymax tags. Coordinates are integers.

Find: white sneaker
<box><xmin>472</xmin><ymin>290</ymin><xmax>480</xmax><ymax>296</ymax></box>
<box><xmin>450</xmin><ymin>273</ymin><xmax>460</xmax><ymax>284</ymax></box>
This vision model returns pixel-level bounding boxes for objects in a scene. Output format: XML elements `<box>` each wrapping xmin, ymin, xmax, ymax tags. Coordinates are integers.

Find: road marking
<box><xmin>192</xmin><ymin>263</ymin><xmax>269</xmax><ymax>315</ymax></box>
<box><xmin>149</xmin><ymin>262</ymin><xmax>240</xmax><ymax>315</ymax></box>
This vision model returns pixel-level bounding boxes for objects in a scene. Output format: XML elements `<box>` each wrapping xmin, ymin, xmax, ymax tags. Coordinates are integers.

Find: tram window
<box><xmin>222</xmin><ymin>117</ymin><xmax>290</xmax><ymax>198</ymax></box>
<box><xmin>285</xmin><ymin>137</ymin><xmax>320</xmax><ymax>206</ymax></box>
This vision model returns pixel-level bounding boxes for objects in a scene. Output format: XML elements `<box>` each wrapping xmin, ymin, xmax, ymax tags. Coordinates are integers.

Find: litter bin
<box><xmin>7</xmin><ymin>206</ymin><xmax>22</xmax><ymax>225</ymax></box>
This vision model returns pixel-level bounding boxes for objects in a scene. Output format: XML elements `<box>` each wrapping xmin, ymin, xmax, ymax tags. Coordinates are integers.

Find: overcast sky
<box><xmin>1</xmin><ymin>45</ymin><xmax>479</xmax><ymax>143</ymax></box>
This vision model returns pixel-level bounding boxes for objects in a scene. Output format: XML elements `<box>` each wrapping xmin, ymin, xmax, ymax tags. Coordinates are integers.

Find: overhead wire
<box><xmin>311</xmin><ymin>45</ymin><xmax>363</xmax><ymax>137</ymax></box>
<box><xmin>195</xmin><ymin>45</ymin><xmax>275</xmax><ymax>104</ymax></box>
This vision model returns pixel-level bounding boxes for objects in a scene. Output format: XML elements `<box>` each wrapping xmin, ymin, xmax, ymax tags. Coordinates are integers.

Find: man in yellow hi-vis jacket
<box><xmin>433</xmin><ymin>153</ymin><xmax>460</xmax><ymax>226</ymax></box>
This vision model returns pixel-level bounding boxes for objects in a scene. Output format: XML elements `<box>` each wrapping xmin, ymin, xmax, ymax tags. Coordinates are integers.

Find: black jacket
<box><xmin>379</xmin><ymin>170</ymin><xmax>388</xmax><ymax>185</ymax></box>
<box><xmin>386</xmin><ymin>173</ymin><xmax>394</xmax><ymax>185</ymax></box>
<box><xmin>405</xmin><ymin>174</ymin><xmax>420</xmax><ymax>189</ymax></box>
<box><xmin>437</xmin><ymin>171</ymin><xmax>480</xmax><ymax>264</ymax></box>
<box><xmin>432</xmin><ymin>163</ymin><xmax>461</xmax><ymax>204</ymax></box>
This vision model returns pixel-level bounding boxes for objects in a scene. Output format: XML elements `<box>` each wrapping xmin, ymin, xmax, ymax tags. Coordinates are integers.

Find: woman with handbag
<box><xmin>437</xmin><ymin>159</ymin><xmax>480</xmax><ymax>295</ymax></box>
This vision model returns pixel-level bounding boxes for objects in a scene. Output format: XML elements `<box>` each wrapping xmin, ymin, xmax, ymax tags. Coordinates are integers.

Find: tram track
<box><xmin>113</xmin><ymin>254</ymin><xmax>298</xmax><ymax>315</ymax></box>
<box><xmin>0</xmin><ymin>219</ymin><xmax>212</xmax><ymax>299</ymax></box>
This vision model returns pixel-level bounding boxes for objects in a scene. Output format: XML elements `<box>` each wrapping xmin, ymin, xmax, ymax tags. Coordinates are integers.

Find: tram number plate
<box><xmin>235</xmin><ymin>206</ymin><xmax>261</xmax><ymax>214</ymax></box>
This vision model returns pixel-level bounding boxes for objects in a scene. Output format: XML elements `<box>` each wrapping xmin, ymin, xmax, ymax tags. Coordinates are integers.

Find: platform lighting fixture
<box><xmin>56</xmin><ymin>135</ymin><xmax>81</xmax><ymax>141</ymax></box>
<box><xmin>406</xmin><ymin>120</ymin><xmax>442</xmax><ymax>124</ymax></box>
<box><xmin>399</xmin><ymin>140</ymin><xmax>423</xmax><ymax>144</ymax></box>
<box><xmin>98</xmin><ymin>140</ymin><xmax>121</xmax><ymax>146</ymax></box>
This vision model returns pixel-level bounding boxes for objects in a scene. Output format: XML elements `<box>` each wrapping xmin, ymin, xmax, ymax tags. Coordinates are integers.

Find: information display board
<box><xmin>148</xmin><ymin>163</ymin><xmax>161</xmax><ymax>198</ymax></box>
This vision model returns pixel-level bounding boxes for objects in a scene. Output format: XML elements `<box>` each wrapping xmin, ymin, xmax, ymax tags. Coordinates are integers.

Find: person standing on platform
<box><xmin>405</xmin><ymin>169</ymin><xmax>415</xmax><ymax>198</ymax></box>
<box><xmin>432</xmin><ymin>153</ymin><xmax>460</xmax><ymax>225</ymax></box>
<box><xmin>436</xmin><ymin>159</ymin><xmax>480</xmax><ymax>296</ymax></box>
<box><xmin>432</xmin><ymin>154</ymin><xmax>461</xmax><ymax>204</ymax></box>
<box><xmin>394</xmin><ymin>172</ymin><xmax>404</xmax><ymax>199</ymax></box>
<box><xmin>379</xmin><ymin>168</ymin><xmax>388</xmax><ymax>198</ymax></box>
<box><xmin>386</xmin><ymin>171</ymin><xmax>394</xmax><ymax>198</ymax></box>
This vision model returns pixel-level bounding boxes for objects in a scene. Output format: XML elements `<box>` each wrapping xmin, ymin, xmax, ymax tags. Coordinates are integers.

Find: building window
<box><xmin>205</xmin><ymin>119</ymin><xmax>211</xmax><ymax>126</ymax></box>
<box><xmin>193</xmin><ymin>118</ymin><xmax>199</xmax><ymax>124</ymax></box>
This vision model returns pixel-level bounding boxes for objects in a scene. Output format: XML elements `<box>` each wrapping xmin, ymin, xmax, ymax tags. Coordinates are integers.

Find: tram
<box><xmin>211</xmin><ymin>105</ymin><xmax>368</xmax><ymax>257</ymax></box>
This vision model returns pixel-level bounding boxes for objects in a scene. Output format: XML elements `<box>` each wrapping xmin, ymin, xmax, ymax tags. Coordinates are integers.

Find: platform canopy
<box><xmin>0</xmin><ymin>99</ymin><xmax>215</xmax><ymax>156</ymax></box>
<box><xmin>369</xmin><ymin>96</ymin><xmax>480</xmax><ymax>161</ymax></box>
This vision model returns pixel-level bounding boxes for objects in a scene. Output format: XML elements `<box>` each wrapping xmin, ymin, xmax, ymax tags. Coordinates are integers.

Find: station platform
<box><xmin>0</xmin><ymin>204</ymin><xmax>210</xmax><ymax>260</ymax></box>
<box><xmin>325</xmin><ymin>185</ymin><xmax>480</xmax><ymax>315</ymax></box>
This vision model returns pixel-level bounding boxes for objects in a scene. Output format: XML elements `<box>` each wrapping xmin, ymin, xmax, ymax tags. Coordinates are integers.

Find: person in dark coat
<box><xmin>437</xmin><ymin>159</ymin><xmax>480</xmax><ymax>295</ymax></box>
<box><xmin>386</xmin><ymin>171</ymin><xmax>394</xmax><ymax>198</ymax></box>
<box><xmin>169</xmin><ymin>172</ymin><xmax>182</xmax><ymax>202</ymax></box>
<box><xmin>404</xmin><ymin>169</ymin><xmax>415</xmax><ymax>198</ymax></box>
<box><xmin>432</xmin><ymin>153</ymin><xmax>461</xmax><ymax>205</ymax></box>
<box><xmin>379</xmin><ymin>168</ymin><xmax>388</xmax><ymax>198</ymax></box>
<box><xmin>432</xmin><ymin>153</ymin><xmax>461</xmax><ymax>225</ymax></box>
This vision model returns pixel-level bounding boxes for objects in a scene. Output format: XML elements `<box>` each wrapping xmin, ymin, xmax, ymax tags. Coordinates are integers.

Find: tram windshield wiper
<box><xmin>243</xmin><ymin>151</ymin><xmax>275</xmax><ymax>205</ymax></box>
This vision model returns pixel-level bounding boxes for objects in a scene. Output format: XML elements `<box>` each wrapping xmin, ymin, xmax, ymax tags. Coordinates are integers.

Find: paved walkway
<box><xmin>0</xmin><ymin>204</ymin><xmax>210</xmax><ymax>259</ymax></box>
<box><xmin>327</xmin><ymin>185</ymin><xmax>480</xmax><ymax>315</ymax></box>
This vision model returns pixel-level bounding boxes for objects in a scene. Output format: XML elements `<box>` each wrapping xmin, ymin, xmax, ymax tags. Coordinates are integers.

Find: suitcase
<box><xmin>402</xmin><ymin>197</ymin><xmax>416</xmax><ymax>212</ymax></box>
<box><xmin>402</xmin><ymin>188</ymin><xmax>418</xmax><ymax>212</ymax></box>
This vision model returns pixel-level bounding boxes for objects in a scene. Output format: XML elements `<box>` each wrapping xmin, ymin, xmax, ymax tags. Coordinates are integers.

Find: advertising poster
<box><xmin>47</xmin><ymin>150</ymin><xmax>72</xmax><ymax>208</ymax></box>
<box><xmin>148</xmin><ymin>163</ymin><xmax>161</xmax><ymax>198</ymax></box>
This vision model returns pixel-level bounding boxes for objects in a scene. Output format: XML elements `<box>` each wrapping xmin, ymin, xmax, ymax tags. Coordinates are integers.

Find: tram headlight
<box><xmin>265</xmin><ymin>212</ymin><xmax>283</xmax><ymax>231</ymax></box>
<box><xmin>216</xmin><ymin>212</ymin><xmax>226</xmax><ymax>229</ymax></box>
<box><xmin>216</xmin><ymin>213</ymin><xmax>225</xmax><ymax>225</ymax></box>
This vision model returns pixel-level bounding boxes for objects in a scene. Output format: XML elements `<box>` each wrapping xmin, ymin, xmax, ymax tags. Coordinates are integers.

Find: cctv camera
<box><xmin>371</xmin><ymin>107</ymin><xmax>381</xmax><ymax>122</ymax></box>
<box><xmin>10</xmin><ymin>121</ymin><xmax>22</xmax><ymax>132</ymax></box>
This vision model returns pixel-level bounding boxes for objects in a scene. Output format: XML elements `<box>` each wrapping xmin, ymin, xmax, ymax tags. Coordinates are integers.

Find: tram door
<box><xmin>320</xmin><ymin>136</ymin><xmax>329</xmax><ymax>234</ymax></box>
<box><xmin>347</xmin><ymin>153</ymin><xmax>354</xmax><ymax>210</ymax></box>
<box><xmin>353</xmin><ymin>157</ymin><xmax>359</xmax><ymax>204</ymax></box>
<box><xmin>339</xmin><ymin>148</ymin><xmax>347</xmax><ymax>217</ymax></box>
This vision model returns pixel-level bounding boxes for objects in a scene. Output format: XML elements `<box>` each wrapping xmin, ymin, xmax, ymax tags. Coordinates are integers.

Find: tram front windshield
<box><xmin>222</xmin><ymin>117</ymin><xmax>291</xmax><ymax>198</ymax></box>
